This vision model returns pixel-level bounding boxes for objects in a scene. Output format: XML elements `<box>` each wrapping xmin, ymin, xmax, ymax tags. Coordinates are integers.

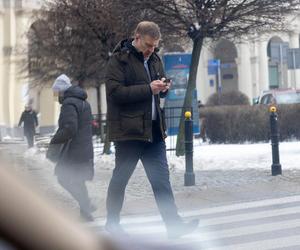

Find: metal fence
<box><xmin>92</xmin><ymin>113</ymin><xmax>107</xmax><ymax>142</ymax></box>
<box><xmin>164</xmin><ymin>107</ymin><xmax>181</xmax><ymax>153</ymax></box>
<box><xmin>164</xmin><ymin>106</ymin><xmax>195</xmax><ymax>153</ymax></box>
<box><xmin>92</xmin><ymin>107</ymin><xmax>195</xmax><ymax>154</ymax></box>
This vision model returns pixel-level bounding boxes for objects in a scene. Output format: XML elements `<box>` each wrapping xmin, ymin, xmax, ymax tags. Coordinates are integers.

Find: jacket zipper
<box><xmin>149</xmin><ymin>58</ymin><xmax>167</xmax><ymax>140</ymax></box>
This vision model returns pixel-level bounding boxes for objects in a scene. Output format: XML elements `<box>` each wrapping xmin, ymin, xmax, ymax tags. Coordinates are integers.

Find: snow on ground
<box><xmin>25</xmin><ymin>137</ymin><xmax>300</xmax><ymax>174</ymax></box>
<box><xmin>11</xmin><ymin>138</ymin><xmax>300</xmax><ymax>206</ymax></box>
<box><xmin>1</xmin><ymin>135</ymin><xmax>23</xmax><ymax>143</ymax></box>
<box><xmin>170</xmin><ymin>141</ymin><xmax>300</xmax><ymax>171</ymax></box>
<box><xmin>6</xmin><ymin>132</ymin><xmax>300</xmax><ymax>173</ymax></box>
<box><xmin>92</xmin><ymin>140</ymin><xmax>300</xmax><ymax>174</ymax></box>
<box><xmin>93</xmin><ymin>140</ymin><xmax>300</xmax><ymax>192</ymax></box>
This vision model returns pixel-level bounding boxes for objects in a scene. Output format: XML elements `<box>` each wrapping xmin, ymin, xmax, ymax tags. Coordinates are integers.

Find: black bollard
<box><xmin>269</xmin><ymin>106</ymin><xmax>282</xmax><ymax>176</ymax></box>
<box><xmin>184</xmin><ymin>111</ymin><xmax>195</xmax><ymax>186</ymax></box>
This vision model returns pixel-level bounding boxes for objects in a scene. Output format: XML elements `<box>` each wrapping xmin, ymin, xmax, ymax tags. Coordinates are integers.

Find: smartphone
<box><xmin>163</xmin><ymin>78</ymin><xmax>171</xmax><ymax>85</ymax></box>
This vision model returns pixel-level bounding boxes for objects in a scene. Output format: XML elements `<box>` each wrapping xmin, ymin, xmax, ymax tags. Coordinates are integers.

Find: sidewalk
<box><xmin>123</xmin><ymin>177</ymin><xmax>300</xmax><ymax>218</ymax></box>
<box><xmin>1</xmin><ymin>142</ymin><xmax>300</xmax><ymax>220</ymax></box>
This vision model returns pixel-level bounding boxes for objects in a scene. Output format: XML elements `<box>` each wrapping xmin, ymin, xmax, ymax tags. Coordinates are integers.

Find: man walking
<box><xmin>105</xmin><ymin>21</ymin><xmax>199</xmax><ymax>238</ymax></box>
<box><xmin>18</xmin><ymin>104</ymin><xmax>38</xmax><ymax>148</ymax></box>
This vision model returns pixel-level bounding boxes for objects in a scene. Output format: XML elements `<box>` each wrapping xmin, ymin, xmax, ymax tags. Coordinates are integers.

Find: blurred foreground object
<box><xmin>0</xmin><ymin>166</ymin><xmax>107</xmax><ymax>250</ymax></box>
<box><xmin>0</xmin><ymin>163</ymin><xmax>198</xmax><ymax>250</ymax></box>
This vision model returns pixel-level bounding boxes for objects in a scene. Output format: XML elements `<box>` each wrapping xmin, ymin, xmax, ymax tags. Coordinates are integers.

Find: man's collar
<box><xmin>132</xmin><ymin>40</ymin><xmax>151</xmax><ymax>61</ymax></box>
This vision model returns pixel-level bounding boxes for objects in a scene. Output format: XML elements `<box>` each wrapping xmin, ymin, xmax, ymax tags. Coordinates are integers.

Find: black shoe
<box><xmin>80</xmin><ymin>209</ymin><xmax>94</xmax><ymax>222</ymax></box>
<box><xmin>167</xmin><ymin>219</ymin><xmax>199</xmax><ymax>239</ymax></box>
<box><xmin>105</xmin><ymin>223</ymin><xmax>129</xmax><ymax>236</ymax></box>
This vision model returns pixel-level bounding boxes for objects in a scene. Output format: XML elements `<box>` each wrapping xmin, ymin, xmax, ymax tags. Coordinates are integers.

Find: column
<box><xmin>251</xmin><ymin>42</ymin><xmax>260</xmax><ymax>98</ymax></box>
<box><xmin>100</xmin><ymin>83</ymin><xmax>107</xmax><ymax>114</ymax></box>
<box><xmin>14</xmin><ymin>7</ymin><xmax>34</xmax><ymax>137</ymax></box>
<box><xmin>0</xmin><ymin>9</ymin><xmax>5</xmax><ymax>138</ymax></box>
<box><xmin>196</xmin><ymin>46</ymin><xmax>215</xmax><ymax>103</ymax></box>
<box><xmin>259</xmin><ymin>40</ymin><xmax>269</xmax><ymax>93</ymax></box>
<box><xmin>289</xmin><ymin>31</ymin><xmax>300</xmax><ymax>88</ymax></box>
<box><xmin>2</xmin><ymin>4</ymin><xmax>16</xmax><ymax>133</ymax></box>
<box><xmin>40</xmin><ymin>87</ymin><xmax>57</xmax><ymax>134</ymax></box>
<box><xmin>237</xmin><ymin>42</ymin><xmax>253</xmax><ymax>101</ymax></box>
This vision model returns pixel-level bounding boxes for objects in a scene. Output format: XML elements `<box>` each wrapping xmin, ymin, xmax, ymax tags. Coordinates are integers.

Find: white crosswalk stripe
<box><xmin>89</xmin><ymin>195</ymin><xmax>300</xmax><ymax>250</ymax></box>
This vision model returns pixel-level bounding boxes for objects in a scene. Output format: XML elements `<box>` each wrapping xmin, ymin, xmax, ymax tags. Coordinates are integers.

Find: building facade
<box><xmin>197</xmin><ymin>15</ymin><xmax>300</xmax><ymax>103</ymax></box>
<box><xmin>0</xmin><ymin>0</ymin><xmax>102</xmax><ymax>139</ymax></box>
<box><xmin>1</xmin><ymin>0</ymin><xmax>300</xmax><ymax>139</ymax></box>
<box><xmin>0</xmin><ymin>0</ymin><xmax>43</xmax><ymax>139</ymax></box>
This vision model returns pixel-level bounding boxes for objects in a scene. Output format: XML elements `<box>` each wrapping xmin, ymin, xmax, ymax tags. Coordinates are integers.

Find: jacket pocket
<box><xmin>120</xmin><ymin>111</ymin><xmax>144</xmax><ymax>136</ymax></box>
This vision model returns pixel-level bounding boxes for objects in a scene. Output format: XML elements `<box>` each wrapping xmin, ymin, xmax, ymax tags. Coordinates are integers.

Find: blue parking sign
<box><xmin>208</xmin><ymin>59</ymin><xmax>220</xmax><ymax>75</ymax></box>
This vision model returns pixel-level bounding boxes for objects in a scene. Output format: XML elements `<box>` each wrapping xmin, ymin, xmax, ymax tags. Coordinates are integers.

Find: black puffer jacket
<box><xmin>105</xmin><ymin>39</ymin><xmax>167</xmax><ymax>142</ymax></box>
<box><xmin>18</xmin><ymin>110</ymin><xmax>38</xmax><ymax>136</ymax></box>
<box><xmin>50</xmin><ymin>86</ymin><xmax>94</xmax><ymax>180</ymax></box>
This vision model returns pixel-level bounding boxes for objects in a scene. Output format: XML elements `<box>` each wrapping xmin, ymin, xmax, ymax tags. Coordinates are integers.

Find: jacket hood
<box><xmin>112</xmin><ymin>39</ymin><xmax>134</xmax><ymax>53</ymax></box>
<box><xmin>63</xmin><ymin>86</ymin><xmax>87</xmax><ymax>100</ymax></box>
<box><xmin>112</xmin><ymin>39</ymin><xmax>160</xmax><ymax>62</ymax></box>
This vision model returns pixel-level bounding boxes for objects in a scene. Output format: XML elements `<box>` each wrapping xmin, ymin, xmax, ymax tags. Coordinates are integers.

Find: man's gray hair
<box><xmin>134</xmin><ymin>21</ymin><xmax>161</xmax><ymax>40</ymax></box>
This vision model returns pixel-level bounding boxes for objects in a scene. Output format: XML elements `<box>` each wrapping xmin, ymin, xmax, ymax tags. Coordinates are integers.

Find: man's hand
<box><xmin>150</xmin><ymin>78</ymin><xmax>170</xmax><ymax>95</ymax></box>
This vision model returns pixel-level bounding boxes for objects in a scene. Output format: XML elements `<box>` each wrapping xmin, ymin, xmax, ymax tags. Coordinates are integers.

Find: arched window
<box><xmin>267</xmin><ymin>36</ymin><xmax>289</xmax><ymax>89</ymax></box>
<box><xmin>214</xmin><ymin>39</ymin><xmax>238</xmax><ymax>93</ymax></box>
<box><xmin>27</xmin><ymin>20</ymin><xmax>50</xmax><ymax>78</ymax></box>
<box><xmin>27</xmin><ymin>20</ymin><xmax>50</xmax><ymax>112</ymax></box>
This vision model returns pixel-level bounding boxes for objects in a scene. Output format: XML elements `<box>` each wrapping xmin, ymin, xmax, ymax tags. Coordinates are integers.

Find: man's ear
<box><xmin>135</xmin><ymin>34</ymin><xmax>141</xmax><ymax>41</ymax></box>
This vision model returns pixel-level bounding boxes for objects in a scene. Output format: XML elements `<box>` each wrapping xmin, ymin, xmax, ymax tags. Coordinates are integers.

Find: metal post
<box><xmin>184</xmin><ymin>111</ymin><xmax>195</xmax><ymax>186</ymax></box>
<box><xmin>279</xmin><ymin>43</ymin><xmax>284</xmax><ymax>87</ymax></box>
<box><xmin>292</xmin><ymin>49</ymin><xmax>297</xmax><ymax>88</ymax></box>
<box><xmin>269</xmin><ymin>106</ymin><xmax>282</xmax><ymax>176</ymax></box>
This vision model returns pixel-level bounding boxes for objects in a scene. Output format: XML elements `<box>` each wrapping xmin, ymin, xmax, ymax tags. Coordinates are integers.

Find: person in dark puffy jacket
<box><xmin>49</xmin><ymin>74</ymin><xmax>96</xmax><ymax>221</ymax></box>
<box><xmin>105</xmin><ymin>21</ymin><xmax>199</xmax><ymax>238</ymax></box>
<box><xmin>18</xmin><ymin>105</ymin><xmax>38</xmax><ymax>148</ymax></box>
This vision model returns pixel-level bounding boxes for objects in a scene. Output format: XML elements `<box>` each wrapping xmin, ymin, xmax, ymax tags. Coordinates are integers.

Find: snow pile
<box><xmin>23</xmin><ymin>139</ymin><xmax>300</xmax><ymax>193</ymax></box>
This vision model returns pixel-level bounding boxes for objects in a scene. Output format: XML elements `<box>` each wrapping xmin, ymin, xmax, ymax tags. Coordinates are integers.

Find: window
<box><xmin>275</xmin><ymin>92</ymin><xmax>300</xmax><ymax>104</ymax></box>
<box><xmin>260</xmin><ymin>94</ymin><xmax>271</xmax><ymax>104</ymax></box>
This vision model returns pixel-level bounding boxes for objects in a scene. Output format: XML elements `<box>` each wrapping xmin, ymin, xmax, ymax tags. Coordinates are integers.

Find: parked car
<box><xmin>254</xmin><ymin>88</ymin><xmax>300</xmax><ymax>105</ymax></box>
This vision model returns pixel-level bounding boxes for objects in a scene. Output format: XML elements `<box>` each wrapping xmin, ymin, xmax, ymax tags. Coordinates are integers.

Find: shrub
<box><xmin>200</xmin><ymin>104</ymin><xmax>300</xmax><ymax>143</ymax></box>
<box><xmin>206</xmin><ymin>91</ymin><xmax>250</xmax><ymax>106</ymax></box>
<box><xmin>277</xmin><ymin>104</ymin><xmax>300</xmax><ymax>140</ymax></box>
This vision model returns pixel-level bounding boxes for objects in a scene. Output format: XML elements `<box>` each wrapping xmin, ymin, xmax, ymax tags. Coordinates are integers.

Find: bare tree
<box><xmin>26</xmin><ymin>0</ymin><xmax>133</xmax><ymax>87</ymax></box>
<box><xmin>24</xmin><ymin>0</ymin><xmax>151</xmax><ymax>153</ymax></box>
<box><xmin>121</xmin><ymin>0</ymin><xmax>300</xmax><ymax>155</ymax></box>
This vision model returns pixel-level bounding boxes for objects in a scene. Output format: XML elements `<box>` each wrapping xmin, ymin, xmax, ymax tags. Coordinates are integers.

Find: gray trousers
<box><xmin>57</xmin><ymin>176</ymin><xmax>91</xmax><ymax>212</ymax></box>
